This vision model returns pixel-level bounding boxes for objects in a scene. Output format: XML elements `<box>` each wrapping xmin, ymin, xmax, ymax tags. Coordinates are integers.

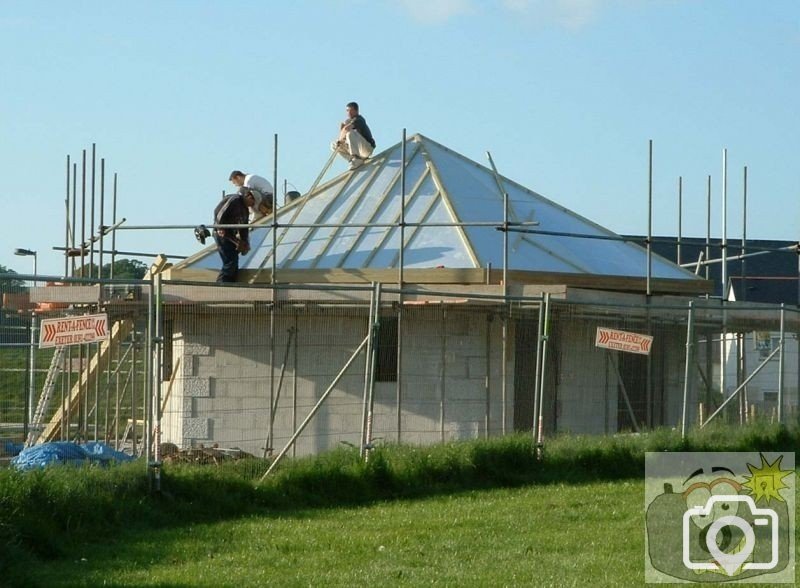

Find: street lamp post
<box><xmin>14</xmin><ymin>248</ymin><xmax>38</xmax><ymax>438</ymax></box>
<box><xmin>14</xmin><ymin>248</ymin><xmax>37</xmax><ymax>285</ymax></box>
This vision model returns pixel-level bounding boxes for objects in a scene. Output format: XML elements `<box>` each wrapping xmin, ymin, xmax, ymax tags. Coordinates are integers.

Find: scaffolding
<box><xmin>1</xmin><ymin>132</ymin><xmax>797</xmax><ymax>481</ymax></box>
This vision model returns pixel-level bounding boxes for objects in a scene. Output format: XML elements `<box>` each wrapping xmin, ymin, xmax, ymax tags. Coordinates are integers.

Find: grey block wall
<box><xmin>161</xmin><ymin>307</ymin><xmax>511</xmax><ymax>457</ymax></box>
<box><xmin>159</xmin><ymin>305</ymin><xmax>698</xmax><ymax>453</ymax></box>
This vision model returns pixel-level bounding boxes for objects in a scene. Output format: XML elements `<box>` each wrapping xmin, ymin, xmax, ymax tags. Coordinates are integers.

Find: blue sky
<box><xmin>1</xmin><ymin>0</ymin><xmax>797</xmax><ymax>277</ymax></box>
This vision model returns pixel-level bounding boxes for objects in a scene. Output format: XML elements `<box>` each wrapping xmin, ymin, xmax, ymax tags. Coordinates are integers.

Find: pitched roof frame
<box><xmin>312</xmin><ymin>144</ymin><xmax>424</xmax><ymax>269</ymax></box>
<box><xmin>246</xmin><ymin>146</ymin><xmax>398</xmax><ymax>281</ymax></box>
<box><xmin>519</xmin><ymin>234</ymin><xmax>590</xmax><ymax>273</ymax></box>
<box><xmin>423</xmin><ymin>152</ymin><xmax>482</xmax><ymax>269</ymax></box>
<box><xmin>337</xmin><ymin>143</ymin><xmax>425</xmax><ymax>268</ymax></box>
<box><xmin>387</xmin><ymin>185</ymin><xmax>447</xmax><ymax>269</ymax></box>
<box><xmin>279</xmin><ymin>156</ymin><xmax>386</xmax><ymax>268</ymax></box>
<box><xmin>246</xmin><ymin>177</ymin><xmax>349</xmax><ymax>282</ymax></box>
<box><xmin>361</xmin><ymin>164</ymin><xmax>434</xmax><ymax>268</ymax></box>
<box><xmin>170</xmin><ymin>132</ymin><xmax>707</xmax><ymax>293</ymax></box>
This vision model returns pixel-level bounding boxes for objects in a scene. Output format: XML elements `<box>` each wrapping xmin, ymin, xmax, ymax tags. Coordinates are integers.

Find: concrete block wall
<box><xmin>161</xmin><ymin>306</ymin><xmax>512</xmax><ymax>456</ymax></box>
<box><xmin>381</xmin><ymin>308</ymin><xmax>509</xmax><ymax>444</ymax></box>
<box><xmin>161</xmin><ymin>337</ymin><xmax>212</xmax><ymax>448</ymax></box>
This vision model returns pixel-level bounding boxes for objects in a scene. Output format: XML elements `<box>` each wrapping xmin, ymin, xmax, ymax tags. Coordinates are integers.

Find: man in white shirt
<box><xmin>229</xmin><ymin>170</ymin><xmax>274</xmax><ymax>222</ymax></box>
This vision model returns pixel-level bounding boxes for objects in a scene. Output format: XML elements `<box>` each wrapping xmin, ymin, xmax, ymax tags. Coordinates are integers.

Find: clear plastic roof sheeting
<box><xmin>179</xmin><ymin>134</ymin><xmax>700</xmax><ymax>282</ymax></box>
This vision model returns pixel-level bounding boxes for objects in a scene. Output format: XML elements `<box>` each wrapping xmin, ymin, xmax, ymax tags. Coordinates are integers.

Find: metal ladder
<box><xmin>25</xmin><ymin>346</ymin><xmax>66</xmax><ymax>447</ymax></box>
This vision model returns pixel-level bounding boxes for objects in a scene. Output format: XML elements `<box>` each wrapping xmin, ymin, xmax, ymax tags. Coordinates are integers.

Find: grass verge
<box><xmin>1</xmin><ymin>422</ymin><xmax>798</xmax><ymax>585</ymax></box>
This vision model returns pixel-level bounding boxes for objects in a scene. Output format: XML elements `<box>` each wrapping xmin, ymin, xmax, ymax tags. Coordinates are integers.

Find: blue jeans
<box><xmin>215</xmin><ymin>233</ymin><xmax>239</xmax><ymax>283</ymax></box>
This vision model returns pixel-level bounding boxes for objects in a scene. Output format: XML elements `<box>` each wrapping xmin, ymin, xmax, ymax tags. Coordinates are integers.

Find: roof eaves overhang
<box><xmin>164</xmin><ymin>265</ymin><xmax>712</xmax><ymax>296</ymax></box>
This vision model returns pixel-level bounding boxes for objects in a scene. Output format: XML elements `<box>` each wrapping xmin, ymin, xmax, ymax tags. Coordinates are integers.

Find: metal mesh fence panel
<box><xmin>159</xmin><ymin>283</ymin><xmax>374</xmax><ymax>464</ymax></box>
<box><xmin>545</xmin><ymin>298</ymin><xmax>691</xmax><ymax>435</ymax></box>
<box><xmin>3</xmin><ymin>271</ymin><xmax>799</xmax><ymax>477</ymax></box>
<box><xmin>0</xmin><ymin>276</ymin><xmax>149</xmax><ymax>459</ymax></box>
<box><xmin>0</xmin><ymin>274</ymin><xmax>30</xmax><ymax>454</ymax></box>
<box><xmin>688</xmin><ymin>302</ymin><xmax>800</xmax><ymax>429</ymax></box>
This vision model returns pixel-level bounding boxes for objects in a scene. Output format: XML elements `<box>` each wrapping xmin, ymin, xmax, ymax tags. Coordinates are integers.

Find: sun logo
<box><xmin>741</xmin><ymin>453</ymin><xmax>792</xmax><ymax>504</ymax></box>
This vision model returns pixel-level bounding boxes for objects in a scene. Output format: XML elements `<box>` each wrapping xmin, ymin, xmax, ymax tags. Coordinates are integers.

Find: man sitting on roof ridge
<box><xmin>331</xmin><ymin>101</ymin><xmax>375</xmax><ymax>171</ymax></box>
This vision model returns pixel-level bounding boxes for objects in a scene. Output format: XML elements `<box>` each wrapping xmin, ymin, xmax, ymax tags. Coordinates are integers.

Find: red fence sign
<box><xmin>595</xmin><ymin>326</ymin><xmax>653</xmax><ymax>355</ymax></box>
<box><xmin>39</xmin><ymin>313</ymin><xmax>109</xmax><ymax>349</ymax></box>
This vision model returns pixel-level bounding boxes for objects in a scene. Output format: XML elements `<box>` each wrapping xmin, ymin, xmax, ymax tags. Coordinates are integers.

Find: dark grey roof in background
<box><xmin>627</xmin><ymin>236</ymin><xmax>799</xmax><ymax>305</ymax></box>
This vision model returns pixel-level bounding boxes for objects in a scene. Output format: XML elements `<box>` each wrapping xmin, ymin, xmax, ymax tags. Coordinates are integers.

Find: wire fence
<box><xmin>2</xmin><ymin>273</ymin><xmax>798</xmax><ymax>476</ymax></box>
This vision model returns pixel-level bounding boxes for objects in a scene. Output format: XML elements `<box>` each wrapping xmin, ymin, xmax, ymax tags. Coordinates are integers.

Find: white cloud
<box><xmin>503</xmin><ymin>0</ymin><xmax>603</xmax><ymax>30</ymax></box>
<box><xmin>395</xmin><ymin>0</ymin><xmax>475</xmax><ymax>24</ymax></box>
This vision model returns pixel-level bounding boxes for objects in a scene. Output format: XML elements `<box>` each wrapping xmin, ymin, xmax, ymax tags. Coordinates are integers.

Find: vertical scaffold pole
<box><xmin>485</xmin><ymin>311</ymin><xmax>493</xmax><ymax>438</ymax></box>
<box><xmin>681</xmin><ymin>301</ymin><xmax>695</xmax><ymax>439</ymax></box>
<box><xmin>153</xmin><ymin>272</ymin><xmax>163</xmax><ymax>492</ymax></box>
<box><xmin>81</xmin><ymin>149</ymin><xmax>86</xmax><ymax>277</ymax></box>
<box><xmin>71</xmin><ymin>162</ymin><xmax>77</xmax><ymax>278</ymax></box>
<box><xmin>536</xmin><ymin>293</ymin><xmax>551</xmax><ymax>453</ymax></box>
<box><xmin>90</xmin><ymin>143</ymin><xmax>96</xmax><ymax>278</ymax></box>
<box><xmin>740</xmin><ymin>165</ymin><xmax>749</xmax><ymax>423</ymax></box>
<box><xmin>486</xmin><ymin>151</ymin><xmax>509</xmax><ymax>436</ymax></box>
<box><xmin>365</xmin><ymin>283</ymin><xmax>382</xmax><ymax>461</ymax></box>
<box><xmin>741</xmin><ymin>166</ymin><xmax>748</xmax><ymax>301</ymax></box>
<box><xmin>272</xmin><ymin>133</ymin><xmax>278</xmax><ymax>286</ymax></box>
<box><xmin>360</xmin><ymin>283</ymin><xmax>378</xmax><ymax>457</ymax></box>
<box><xmin>778</xmin><ymin>304</ymin><xmax>785</xmax><ymax>423</ymax></box>
<box><xmin>131</xmin><ymin>328</ymin><xmax>138</xmax><ymax>456</ymax></box>
<box><xmin>399</xmin><ymin>129</ymin><xmax>406</xmax><ymax>291</ymax></box>
<box><xmin>647</xmin><ymin>139</ymin><xmax>653</xmax><ymax>297</ymax></box>
<box><xmin>267</xmin><ymin>134</ymin><xmax>278</xmax><ymax>456</ymax></box>
<box><xmin>722</xmin><ymin>149</ymin><xmax>728</xmax><ymax>296</ymax></box>
<box><xmin>99</xmin><ymin>158</ymin><xmax>105</xmax><ymax>279</ymax></box>
<box><xmin>111</xmin><ymin>174</ymin><xmax>118</xmax><ymax>278</ymax></box>
<box><xmin>440</xmin><ymin>307</ymin><xmax>447</xmax><ymax>443</ymax></box>
<box><xmin>705</xmin><ymin>176</ymin><xmax>711</xmax><ymax>283</ymax></box>
<box><xmin>145</xmin><ymin>279</ymin><xmax>154</xmax><ymax>472</ymax></box>
<box><xmin>531</xmin><ymin>299</ymin><xmax>545</xmax><ymax>441</ymax></box>
<box><xmin>397</xmin><ymin>129</ymin><xmax>406</xmax><ymax>443</ymax></box>
<box><xmin>26</xmin><ymin>313</ymin><xmax>36</xmax><ymax>440</ymax></box>
<box><xmin>292</xmin><ymin>310</ymin><xmax>298</xmax><ymax>458</ymax></box>
<box><xmin>65</xmin><ymin>155</ymin><xmax>70</xmax><ymax>278</ymax></box>
<box><xmin>720</xmin><ymin>150</ymin><xmax>728</xmax><ymax>402</ymax></box>
<box><xmin>677</xmin><ymin>176</ymin><xmax>682</xmax><ymax>266</ymax></box>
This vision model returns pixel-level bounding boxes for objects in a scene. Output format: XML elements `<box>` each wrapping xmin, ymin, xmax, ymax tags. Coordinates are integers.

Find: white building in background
<box><xmin>719</xmin><ymin>277</ymin><xmax>800</xmax><ymax>418</ymax></box>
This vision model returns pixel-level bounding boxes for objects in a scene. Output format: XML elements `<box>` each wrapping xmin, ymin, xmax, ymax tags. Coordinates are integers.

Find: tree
<box><xmin>0</xmin><ymin>265</ymin><xmax>26</xmax><ymax>293</ymax></box>
<box><xmin>105</xmin><ymin>259</ymin><xmax>148</xmax><ymax>279</ymax></box>
<box><xmin>75</xmin><ymin>258</ymin><xmax>149</xmax><ymax>279</ymax></box>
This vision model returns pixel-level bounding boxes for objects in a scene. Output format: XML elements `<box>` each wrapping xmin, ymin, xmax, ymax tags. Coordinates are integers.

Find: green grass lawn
<box><xmin>23</xmin><ymin>480</ymin><xmax>643</xmax><ymax>587</ymax></box>
<box><xmin>5</xmin><ymin>425</ymin><xmax>798</xmax><ymax>587</ymax></box>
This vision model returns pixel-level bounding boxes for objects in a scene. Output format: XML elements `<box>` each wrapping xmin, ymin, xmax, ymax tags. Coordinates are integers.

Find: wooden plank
<box><xmin>167</xmin><ymin>261</ymin><xmax>712</xmax><ymax>296</ymax></box>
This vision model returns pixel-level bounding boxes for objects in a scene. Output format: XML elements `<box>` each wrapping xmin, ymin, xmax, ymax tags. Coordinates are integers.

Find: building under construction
<box><xmin>4</xmin><ymin>133</ymin><xmax>798</xmax><ymax>465</ymax></box>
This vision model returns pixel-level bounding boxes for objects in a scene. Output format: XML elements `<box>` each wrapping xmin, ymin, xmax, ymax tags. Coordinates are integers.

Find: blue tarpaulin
<box><xmin>2</xmin><ymin>439</ymin><xmax>23</xmax><ymax>457</ymax></box>
<box><xmin>81</xmin><ymin>441</ymin><xmax>135</xmax><ymax>463</ymax></box>
<box><xmin>11</xmin><ymin>442</ymin><xmax>136</xmax><ymax>471</ymax></box>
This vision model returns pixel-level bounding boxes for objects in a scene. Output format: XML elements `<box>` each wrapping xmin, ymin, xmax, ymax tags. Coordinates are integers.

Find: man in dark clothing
<box><xmin>331</xmin><ymin>101</ymin><xmax>376</xmax><ymax>170</ymax></box>
<box><xmin>213</xmin><ymin>193</ymin><xmax>251</xmax><ymax>283</ymax></box>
